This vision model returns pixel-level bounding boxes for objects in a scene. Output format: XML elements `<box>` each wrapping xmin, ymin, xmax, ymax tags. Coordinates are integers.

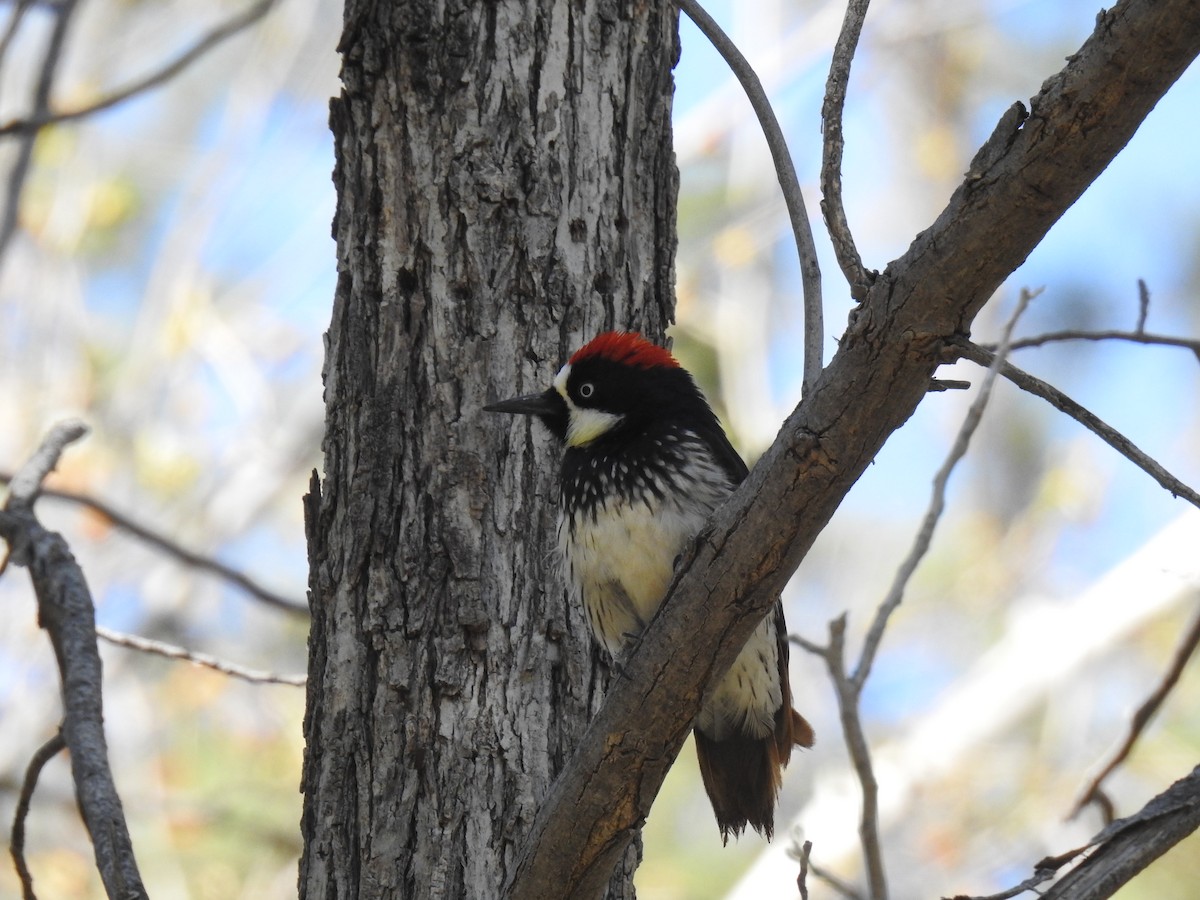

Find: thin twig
<box><xmin>1070</xmin><ymin>602</ymin><xmax>1200</xmax><ymax>821</ymax></box>
<box><xmin>10</xmin><ymin>731</ymin><xmax>66</xmax><ymax>900</ymax></box>
<box><xmin>820</xmin><ymin>0</ymin><xmax>872</xmax><ymax>296</ymax></box>
<box><xmin>855</xmin><ymin>289</ymin><xmax>1036</xmax><ymax>688</ymax></box>
<box><xmin>96</xmin><ymin>626</ymin><xmax>305</xmax><ymax>686</ymax></box>
<box><xmin>984</xmin><ymin>329</ymin><xmax>1200</xmax><ymax>356</ymax></box>
<box><xmin>0</xmin><ymin>0</ymin><xmax>277</xmax><ymax>138</ymax></box>
<box><xmin>0</xmin><ymin>470</ymin><xmax>308</xmax><ymax>616</ymax></box>
<box><xmin>955</xmin><ymin>341</ymin><xmax>1200</xmax><ymax>511</ymax></box>
<box><xmin>676</xmin><ymin>0</ymin><xmax>824</xmax><ymax>395</ymax></box>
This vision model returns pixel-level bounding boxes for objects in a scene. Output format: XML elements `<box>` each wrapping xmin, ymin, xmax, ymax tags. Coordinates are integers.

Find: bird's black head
<box><xmin>485</xmin><ymin>332</ymin><xmax>715</xmax><ymax>449</ymax></box>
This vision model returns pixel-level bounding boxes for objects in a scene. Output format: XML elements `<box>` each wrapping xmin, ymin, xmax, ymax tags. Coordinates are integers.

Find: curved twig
<box><xmin>820</xmin><ymin>0</ymin><xmax>872</xmax><ymax>295</ymax></box>
<box><xmin>11</xmin><ymin>731</ymin><xmax>67</xmax><ymax>900</ymax></box>
<box><xmin>676</xmin><ymin>0</ymin><xmax>824</xmax><ymax>394</ymax></box>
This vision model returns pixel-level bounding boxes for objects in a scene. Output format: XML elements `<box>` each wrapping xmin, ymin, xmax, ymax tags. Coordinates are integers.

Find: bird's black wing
<box><xmin>695</xmin><ymin>418</ymin><xmax>750</xmax><ymax>487</ymax></box>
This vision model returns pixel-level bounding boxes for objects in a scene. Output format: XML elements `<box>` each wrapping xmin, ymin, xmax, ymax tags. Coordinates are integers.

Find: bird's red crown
<box><xmin>569</xmin><ymin>331</ymin><xmax>679</xmax><ymax>371</ymax></box>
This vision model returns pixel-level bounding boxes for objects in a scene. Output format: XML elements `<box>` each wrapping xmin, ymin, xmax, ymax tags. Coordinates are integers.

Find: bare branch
<box><xmin>945</xmin><ymin>866</ymin><xmax>1060</xmax><ymax>900</ymax></box>
<box><xmin>0</xmin><ymin>426</ymin><xmax>148</xmax><ymax>900</ymax></box>
<box><xmin>96</xmin><ymin>626</ymin><xmax>305</xmax><ymax>686</ymax></box>
<box><xmin>820</xmin><ymin>0</ymin><xmax>872</xmax><ymax>295</ymax></box>
<box><xmin>1071</xmin><ymin>603</ymin><xmax>1200</xmax><ymax>819</ymax></box>
<box><xmin>0</xmin><ymin>470</ymin><xmax>308</xmax><ymax>616</ymax></box>
<box><xmin>676</xmin><ymin>0</ymin><xmax>824</xmax><ymax>395</ymax></box>
<box><xmin>0</xmin><ymin>0</ymin><xmax>277</xmax><ymax>138</ymax></box>
<box><xmin>955</xmin><ymin>341</ymin><xmax>1200</xmax><ymax>511</ymax></box>
<box><xmin>10</xmin><ymin>731</ymin><xmax>66</xmax><ymax>900</ymax></box>
<box><xmin>1</xmin><ymin>419</ymin><xmax>88</xmax><ymax>573</ymax></box>
<box><xmin>985</xmin><ymin>329</ymin><xmax>1200</xmax><ymax>356</ymax></box>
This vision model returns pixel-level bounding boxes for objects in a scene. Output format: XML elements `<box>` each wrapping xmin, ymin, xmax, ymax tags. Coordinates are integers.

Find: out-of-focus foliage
<box><xmin>0</xmin><ymin>0</ymin><xmax>1197</xmax><ymax>898</ymax></box>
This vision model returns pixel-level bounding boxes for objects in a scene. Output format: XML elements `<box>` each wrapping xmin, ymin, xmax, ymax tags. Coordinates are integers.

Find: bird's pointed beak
<box><xmin>484</xmin><ymin>388</ymin><xmax>561</xmax><ymax>417</ymax></box>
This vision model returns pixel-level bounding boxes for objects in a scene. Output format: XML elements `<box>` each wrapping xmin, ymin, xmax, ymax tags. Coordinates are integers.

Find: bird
<box><xmin>485</xmin><ymin>330</ymin><xmax>813</xmax><ymax>841</ymax></box>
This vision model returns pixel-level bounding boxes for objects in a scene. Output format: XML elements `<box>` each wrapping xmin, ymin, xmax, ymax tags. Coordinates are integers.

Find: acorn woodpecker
<box><xmin>486</xmin><ymin>330</ymin><xmax>813</xmax><ymax>841</ymax></box>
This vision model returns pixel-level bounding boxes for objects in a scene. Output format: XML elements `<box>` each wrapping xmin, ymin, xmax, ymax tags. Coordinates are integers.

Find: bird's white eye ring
<box><xmin>578</xmin><ymin>382</ymin><xmax>595</xmax><ymax>399</ymax></box>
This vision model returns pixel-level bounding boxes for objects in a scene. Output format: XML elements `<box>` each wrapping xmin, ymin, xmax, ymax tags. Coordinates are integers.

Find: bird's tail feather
<box><xmin>694</xmin><ymin>705</ymin><xmax>814</xmax><ymax>843</ymax></box>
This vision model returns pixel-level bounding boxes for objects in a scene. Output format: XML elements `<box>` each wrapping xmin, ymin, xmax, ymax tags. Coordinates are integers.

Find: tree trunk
<box><xmin>300</xmin><ymin>2</ymin><xmax>679</xmax><ymax>898</ymax></box>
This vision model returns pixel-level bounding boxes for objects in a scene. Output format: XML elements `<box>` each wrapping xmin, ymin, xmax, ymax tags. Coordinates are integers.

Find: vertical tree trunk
<box><xmin>300</xmin><ymin>2</ymin><xmax>679</xmax><ymax>897</ymax></box>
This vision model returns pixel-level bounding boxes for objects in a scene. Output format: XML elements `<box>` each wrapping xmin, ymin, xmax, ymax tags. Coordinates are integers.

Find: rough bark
<box><xmin>300</xmin><ymin>2</ymin><xmax>678</xmax><ymax>898</ymax></box>
<box><xmin>505</xmin><ymin>0</ymin><xmax>1200</xmax><ymax>896</ymax></box>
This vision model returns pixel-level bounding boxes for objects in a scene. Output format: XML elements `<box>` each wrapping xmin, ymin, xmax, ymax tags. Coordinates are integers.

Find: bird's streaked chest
<box><xmin>556</xmin><ymin>431</ymin><xmax>734</xmax><ymax>653</ymax></box>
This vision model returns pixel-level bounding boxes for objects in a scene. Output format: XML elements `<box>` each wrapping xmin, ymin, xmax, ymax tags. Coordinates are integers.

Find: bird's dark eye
<box><xmin>578</xmin><ymin>382</ymin><xmax>595</xmax><ymax>400</ymax></box>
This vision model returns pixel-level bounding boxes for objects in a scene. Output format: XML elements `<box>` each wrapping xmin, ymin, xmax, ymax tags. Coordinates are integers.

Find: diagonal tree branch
<box><xmin>0</xmin><ymin>422</ymin><xmax>149</xmax><ymax>900</ymax></box>
<box><xmin>504</xmin><ymin>2</ymin><xmax>1200</xmax><ymax>896</ymax></box>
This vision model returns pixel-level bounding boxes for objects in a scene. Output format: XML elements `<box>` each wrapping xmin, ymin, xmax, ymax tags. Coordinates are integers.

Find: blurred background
<box><xmin>0</xmin><ymin>0</ymin><xmax>1197</xmax><ymax>898</ymax></box>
